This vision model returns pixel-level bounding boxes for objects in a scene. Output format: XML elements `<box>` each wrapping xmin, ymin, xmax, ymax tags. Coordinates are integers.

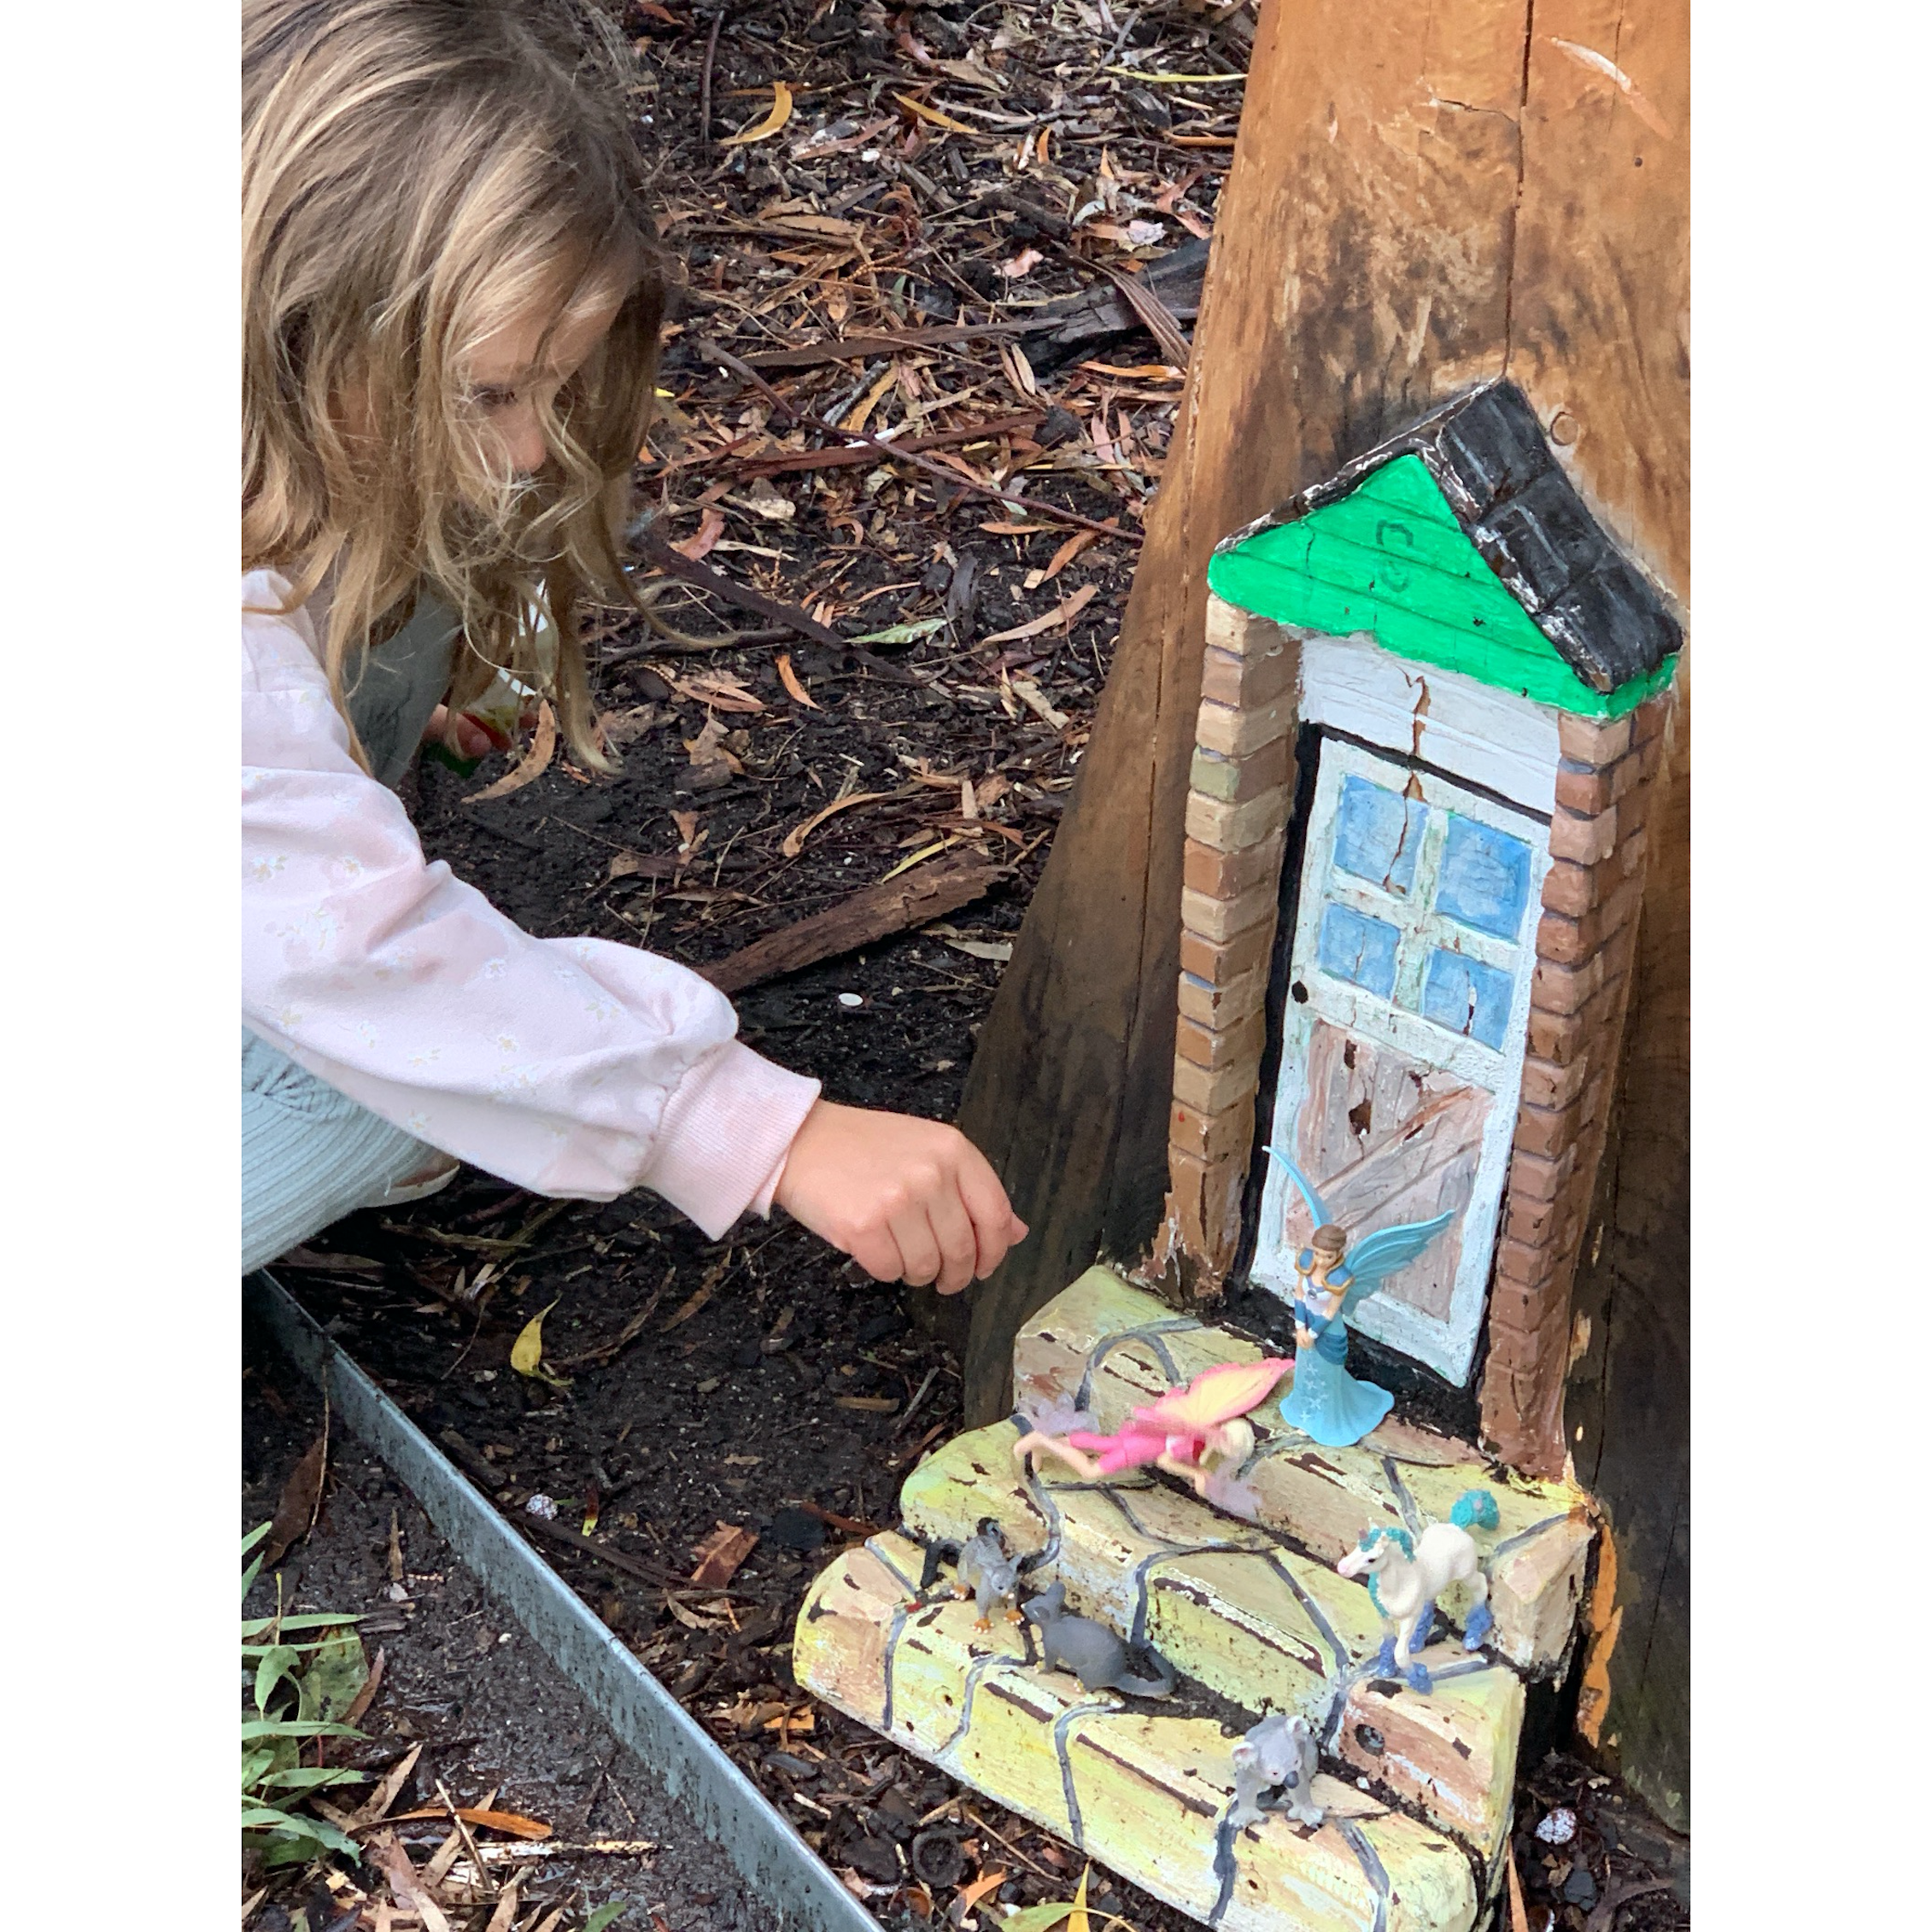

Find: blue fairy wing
<box><xmin>1341</xmin><ymin>1211</ymin><xmax>1457</xmax><ymax>1314</ymax></box>
<box><xmin>1265</xmin><ymin>1146</ymin><xmax>1329</xmax><ymax>1227</ymax></box>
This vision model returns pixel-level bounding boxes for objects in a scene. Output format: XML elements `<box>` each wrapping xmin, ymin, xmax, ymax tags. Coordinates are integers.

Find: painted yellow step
<box><xmin>795</xmin><ymin>1534</ymin><xmax>1478</xmax><ymax>1932</ymax></box>
<box><xmin>899</xmin><ymin>1420</ymin><xmax>1520</xmax><ymax>1862</ymax></box>
<box><xmin>1013</xmin><ymin>1268</ymin><xmax>1593</xmax><ymax>1674</ymax></box>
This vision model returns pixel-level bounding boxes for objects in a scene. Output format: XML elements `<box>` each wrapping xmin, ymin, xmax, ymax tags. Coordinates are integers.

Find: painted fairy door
<box><xmin>1252</xmin><ymin>735</ymin><xmax>1552</xmax><ymax>1384</ymax></box>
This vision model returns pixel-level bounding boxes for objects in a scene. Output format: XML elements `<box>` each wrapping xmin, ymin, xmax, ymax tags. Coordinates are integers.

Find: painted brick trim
<box><xmin>1156</xmin><ymin>596</ymin><xmax>1300</xmax><ymax>1294</ymax></box>
<box><xmin>1480</xmin><ymin>685</ymin><xmax>1676</xmax><ymax>1474</ymax></box>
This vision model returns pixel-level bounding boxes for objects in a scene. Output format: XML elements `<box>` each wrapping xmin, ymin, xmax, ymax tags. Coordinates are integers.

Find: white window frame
<box><xmin>1252</xmin><ymin>732</ymin><xmax>1554</xmax><ymax>1385</ymax></box>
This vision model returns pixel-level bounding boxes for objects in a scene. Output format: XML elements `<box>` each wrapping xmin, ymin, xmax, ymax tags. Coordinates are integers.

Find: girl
<box><xmin>242</xmin><ymin>0</ymin><xmax>1027</xmax><ymax>1292</ymax></box>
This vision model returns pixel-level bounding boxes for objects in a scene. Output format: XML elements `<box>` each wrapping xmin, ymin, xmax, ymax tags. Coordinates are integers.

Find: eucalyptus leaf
<box><xmin>260</xmin><ymin>1765</ymin><xmax>368</xmax><ymax>1794</ymax></box>
<box><xmin>583</xmin><ymin>1907</ymin><xmax>628</xmax><ymax>1932</ymax></box>
<box><xmin>999</xmin><ymin>1906</ymin><xmax>1078</xmax><ymax>1932</ymax></box>
<box><xmin>255</xmin><ymin>1643</ymin><xmax>302</xmax><ymax>1716</ymax></box>
<box><xmin>240</xmin><ymin>1718</ymin><xmax>363</xmax><ymax>1742</ymax></box>
<box><xmin>847</xmin><ymin>618</ymin><xmax>946</xmax><ymax>644</ymax></box>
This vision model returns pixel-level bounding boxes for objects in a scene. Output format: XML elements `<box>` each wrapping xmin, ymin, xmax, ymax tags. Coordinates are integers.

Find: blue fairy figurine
<box><xmin>1267</xmin><ymin>1147</ymin><xmax>1455</xmax><ymax>1449</ymax></box>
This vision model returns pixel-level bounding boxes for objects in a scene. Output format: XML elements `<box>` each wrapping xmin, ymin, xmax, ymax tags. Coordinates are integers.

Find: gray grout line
<box><xmin>248</xmin><ymin>1271</ymin><xmax>880</xmax><ymax>1932</ymax></box>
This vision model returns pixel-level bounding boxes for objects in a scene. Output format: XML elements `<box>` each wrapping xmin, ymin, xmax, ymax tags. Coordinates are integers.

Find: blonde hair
<box><xmin>242</xmin><ymin>0</ymin><xmax>665</xmax><ymax>770</ymax></box>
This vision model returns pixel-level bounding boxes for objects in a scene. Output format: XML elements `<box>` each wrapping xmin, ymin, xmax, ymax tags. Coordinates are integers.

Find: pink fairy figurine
<box><xmin>1011</xmin><ymin>1356</ymin><xmax>1292</xmax><ymax>1519</ymax></box>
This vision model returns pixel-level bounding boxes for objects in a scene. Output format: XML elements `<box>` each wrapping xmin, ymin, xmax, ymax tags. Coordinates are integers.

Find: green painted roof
<box><xmin>1206</xmin><ymin>454</ymin><xmax>1674</xmax><ymax>717</ymax></box>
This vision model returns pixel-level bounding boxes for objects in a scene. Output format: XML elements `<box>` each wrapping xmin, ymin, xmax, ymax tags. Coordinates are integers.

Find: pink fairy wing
<box><xmin>1135</xmin><ymin>1357</ymin><xmax>1293</xmax><ymax>1431</ymax></box>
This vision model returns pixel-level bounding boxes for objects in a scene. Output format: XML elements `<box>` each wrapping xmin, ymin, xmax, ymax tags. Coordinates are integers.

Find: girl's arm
<box><xmin>242</xmin><ymin>579</ymin><xmax>1022</xmax><ymax>1285</ymax></box>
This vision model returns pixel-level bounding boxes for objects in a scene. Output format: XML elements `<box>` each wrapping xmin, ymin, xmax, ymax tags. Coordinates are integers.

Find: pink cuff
<box><xmin>642</xmin><ymin>1039</ymin><xmax>820</xmax><ymax>1239</ymax></box>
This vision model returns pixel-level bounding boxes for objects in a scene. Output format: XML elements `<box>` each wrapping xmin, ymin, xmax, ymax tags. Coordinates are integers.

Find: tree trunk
<box><xmin>957</xmin><ymin>0</ymin><xmax>1689</xmax><ymax>1829</ymax></box>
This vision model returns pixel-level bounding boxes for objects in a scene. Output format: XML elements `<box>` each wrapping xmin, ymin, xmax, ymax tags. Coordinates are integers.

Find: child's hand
<box><xmin>773</xmin><ymin>1100</ymin><xmax>1028</xmax><ymax>1296</ymax></box>
<box><xmin>424</xmin><ymin>704</ymin><xmax>502</xmax><ymax>761</ymax></box>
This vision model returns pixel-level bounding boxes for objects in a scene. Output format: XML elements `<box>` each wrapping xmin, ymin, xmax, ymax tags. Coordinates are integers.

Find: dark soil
<box><xmin>245</xmin><ymin>6</ymin><xmax>1688</xmax><ymax>1928</ymax></box>
<box><xmin>244</xmin><ymin>1301</ymin><xmax>775</xmax><ymax>1932</ymax></box>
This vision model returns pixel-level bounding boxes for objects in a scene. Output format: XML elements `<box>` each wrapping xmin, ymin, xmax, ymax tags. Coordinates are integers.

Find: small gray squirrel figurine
<box><xmin>953</xmin><ymin>1520</ymin><xmax>1025</xmax><ymax>1630</ymax></box>
<box><xmin>1229</xmin><ymin>1712</ymin><xmax>1323</xmax><ymax>1830</ymax></box>
<box><xmin>1022</xmin><ymin>1583</ymin><xmax>1178</xmax><ymax>1697</ymax></box>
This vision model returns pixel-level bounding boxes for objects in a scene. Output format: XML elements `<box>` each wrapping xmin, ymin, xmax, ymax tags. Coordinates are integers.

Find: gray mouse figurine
<box><xmin>1022</xmin><ymin>1582</ymin><xmax>1177</xmax><ymax>1697</ymax></box>
<box><xmin>1229</xmin><ymin>1712</ymin><xmax>1324</xmax><ymax>1830</ymax></box>
<box><xmin>953</xmin><ymin>1520</ymin><xmax>1025</xmax><ymax>1630</ymax></box>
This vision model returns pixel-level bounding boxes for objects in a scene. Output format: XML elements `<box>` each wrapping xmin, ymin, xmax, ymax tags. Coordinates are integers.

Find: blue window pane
<box><xmin>1436</xmin><ymin>814</ymin><xmax>1532</xmax><ymax>940</ymax></box>
<box><xmin>1332</xmin><ymin>775</ymin><xmax>1426</xmax><ymax>897</ymax></box>
<box><xmin>1317</xmin><ymin>902</ymin><xmax>1399</xmax><ymax>997</ymax></box>
<box><xmin>1421</xmin><ymin>949</ymin><xmax>1514</xmax><ymax>1049</ymax></box>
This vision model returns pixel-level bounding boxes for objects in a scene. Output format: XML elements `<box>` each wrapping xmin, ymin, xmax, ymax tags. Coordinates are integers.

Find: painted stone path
<box><xmin>793</xmin><ymin>1268</ymin><xmax>1597</xmax><ymax>1931</ymax></box>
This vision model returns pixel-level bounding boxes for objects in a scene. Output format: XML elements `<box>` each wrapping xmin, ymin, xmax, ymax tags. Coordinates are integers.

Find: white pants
<box><xmin>241</xmin><ymin>1029</ymin><xmax>440</xmax><ymax>1273</ymax></box>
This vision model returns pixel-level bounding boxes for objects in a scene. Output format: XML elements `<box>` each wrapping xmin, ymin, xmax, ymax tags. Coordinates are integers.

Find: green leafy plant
<box><xmin>242</xmin><ymin>1521</ymin><xmax>372</xmax><ymax>1868</ymax></box>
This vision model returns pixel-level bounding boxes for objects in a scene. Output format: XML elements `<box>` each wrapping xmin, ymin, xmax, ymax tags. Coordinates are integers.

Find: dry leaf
<box><xmin>780</xmin><ymin>789</ymin><xmax>891</xmax><ymax>858</ymax></box>
<box><xmin>675</xmin><ymin>670</ymin><xmax>764</xmax><ymax>714</ymax></box>
<box><xmin>998</xmin><ymin>247</ymin><xmax>1042</xmax><ymax>279</ymax></box>
<box><xmin>660</xmin><ymin>1261</ymin><xmax>725</xmax><ymax>1332</ymax></box>
<box><xmin>998</xmin><ymin>340</ymin><xmax>1038</xmax><ymax>397</ymax></box>
<box><xmin>954</xmin><ymin>1869</ymin><xmax>1009</xmax><ymax>1916</ymax></box>
<box><xmin>776</xmin><ymin>652</ymin><xmax>819</xmax><ymax>710</ymax></box>
<box><xmin>671</xmin><ymin>810</ymin><xmax>704</xmax><ymax>852</ymax></box>
<box><xmin>1010</xmin><ymin>676</ymin><xmax>1072</xmax><ymax>730</ymax></box>
<box><xmin>834</xmin><ymin>1393</ymin><xmax>899</xmax><ymax>1414</ymax></box>
<box><xmin>844</xmin><ymin>362</ymin><xmax>900</xmax><ymax>433</ymax></box>
<box><xmin>509</xmin><ymin>1300</ymin><xmax>558</xmax><ymax>1379</ymax></box>
<box><xmin>351</xmin><ymin>1743</ymin><xmax>424</xmax><ymax>1830</ymax></box>
<box><xmin>896</xmin><ymin>93</ymin><xmax>976</xmax><ymax>134</ymax></box>
<box><xmin>980</xmin><ymin>583</ymin><xmax>1098</xmax><ymax>647</ymax></box>
<box><xmin>1041</xmin><ymin>530</ymin><xmax>1100</xmax><ymax>582</ymax></box>
<box><xmin>719</xmin><ymin>80</ymin><xmax>794</xmax><ymax>147</ymax></box>
<box><xmin>683</xmin><ymin>715</ymin><xmax>745</xmax><ymax>777</ymax></box>
<box><xmin>465</xmin><ymin>700</ymin><xmax>557</xmax><ymax>805</ymax></box>
<box><xmin>339</xmin><ymin>1645</ymin><xmax>386</xmax><ymax>1730</ymax></box>
<box><xmin>600</xmin><ymin>705</ymin><xmax>664</xmax><ymax>752</ymax></box>
<box><xmin>483</xmin><ymin>1876</ymin><xmax>524</xmax><ymax>1932</ymax></box>
<box><xmin>689</xmin><ymin>1522</ymin><xmax>759</xmax><ymax>1588</ymax></box>
<box><xmin>1505</xmin><ymin>1841</ymin><xmax>1531</xmax><ymax>1932</ymax></box>
<box><xmin>367</xmin><ymin>1832</ymin><xmax>452</xmax><ymax>1932</ymax></box>
<box><xmin>263</xmin><ymin>1430</ymin><xmax>327</xmax><ymax>1567</ymax></box>
<box><xmin>1068</xmin><ymin>1866</ymin><xmax>1091</xmax><ymax>1932</ymax></box>
<box><xmin>672</xmin><ymin>506</ymin><xmax>726</xmax><ymax>560</ymax></box>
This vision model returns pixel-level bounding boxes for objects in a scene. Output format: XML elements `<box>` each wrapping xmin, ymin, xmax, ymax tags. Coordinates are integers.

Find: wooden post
<box><xmin>957</xmin><ymin>0</ymin><xmax>1689</xmax><ymax>1828</ymax></box>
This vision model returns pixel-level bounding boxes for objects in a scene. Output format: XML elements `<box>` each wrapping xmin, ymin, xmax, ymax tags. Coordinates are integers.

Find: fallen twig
<box><xmin>700</xmin><ymin>856</ymin><xmax>1012</xmax><ymax>995</ymax></box>
<box><xmin>697</xmin><ymin>342</ymin><xmax>1142</xmax><ymax>547</ymax></box>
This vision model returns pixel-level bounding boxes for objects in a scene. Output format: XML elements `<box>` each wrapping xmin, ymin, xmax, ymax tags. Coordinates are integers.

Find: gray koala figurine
<box><xmin>1229</xmin><ymin>1712</ymin><xmax>1324</xmax><ymax>1830</ymax></box>
<box><xmin>953</xmin><ymin>1520</ymin><xmax>1025</xmax><ymax>1630</ymax></box>
<box><xmin>1022</xmin><ymin>1583</ymin><xmax>1178</xmax><ymax>1698</ymax></box>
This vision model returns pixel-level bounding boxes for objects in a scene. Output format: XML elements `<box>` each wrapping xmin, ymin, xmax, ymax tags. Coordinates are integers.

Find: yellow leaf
<box><xmin>1068</xmin><ymin>1865</ymin><xmax>1090</xmax><ymax>1932</ymax></box>
<box><xmin>895</xmin><ymin>92</ymin><xmax>976</xmax><ymax>135</ymax></box>
<box><xmin>776</xmin><ymin>652</ymin><xmax>820</xmax><ymax>711</ymax></box>
<box><xmin>464</xmin><ymin>701</ymin><xmax>557</xmax><ymax>805</ymax></box>
<box><xmin>779</xmin><ymin>789</ymin><xmax>891</xmax><ymax>859</ymax></box>
<box><xmin>719</xmin><ymin>80</ymin><xmax>793</xmax><ymax>147</ymax></box>
<box><xmin>878</xmin><ymin>840</ymin><xmax>954</xmax><ymax>883</ymax></box>
<box><xmin>510</xmin><ymin>1301</ymin><xmax>558</xmax><ymax>1379</ymax></box>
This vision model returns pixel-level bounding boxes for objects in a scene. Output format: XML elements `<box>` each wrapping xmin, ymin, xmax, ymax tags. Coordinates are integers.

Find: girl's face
<box><xmin>463</xmin><ymin>272</ymin><xmax>629</xmax><ymax>479</ymax></box>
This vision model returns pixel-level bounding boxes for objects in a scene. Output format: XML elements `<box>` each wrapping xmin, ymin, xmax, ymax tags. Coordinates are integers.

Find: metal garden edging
<box><xmin>247</xmin><ymin>1270</ymin><xmax>880</xmax><ymax>1932</ymax></box>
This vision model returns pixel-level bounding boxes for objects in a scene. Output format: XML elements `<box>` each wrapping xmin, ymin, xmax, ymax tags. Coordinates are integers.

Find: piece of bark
<box><xmin>700</xmin><ymin>858</ymin><xmax>1012</xmax><ymax>996</ymax></box>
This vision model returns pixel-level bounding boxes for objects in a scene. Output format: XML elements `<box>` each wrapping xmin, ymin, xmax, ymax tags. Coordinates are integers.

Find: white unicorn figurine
<box><xmin>1336</xmin><ymin>1489</ymin><xmax>1499</xmax><ymax>1695</ymax></box>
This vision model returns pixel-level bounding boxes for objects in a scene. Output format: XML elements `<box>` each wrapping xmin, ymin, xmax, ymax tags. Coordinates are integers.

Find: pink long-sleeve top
<box><xmin>241</xmin><ymin>569</ymin><xmax>821</xmax><ymax>1238</ymax></box>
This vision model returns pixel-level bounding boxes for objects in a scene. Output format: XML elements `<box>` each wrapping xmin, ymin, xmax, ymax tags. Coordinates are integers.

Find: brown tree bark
<box><xmin>956</xmin><ymin>0</ymin><xmax>1689</xmax><ymax>1827</ymax></box>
